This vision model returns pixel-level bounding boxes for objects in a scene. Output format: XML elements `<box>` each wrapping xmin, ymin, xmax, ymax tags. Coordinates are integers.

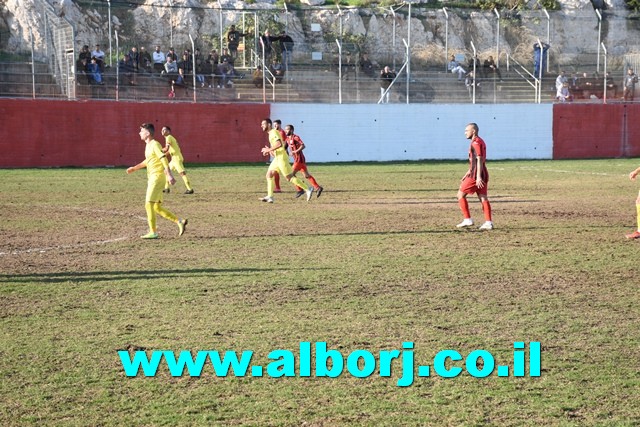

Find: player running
<box><xmin>456</xmin><ymin>122</ymin><xmax>494</xmax><ymax>231</ymax></box>
<box><xmin>259</xmin><ymin>118</ymin><xmax>313</xmax><ymax>203</ymax></box>
<box><xmin>126</xmin><ymin>123</ymin><xmax>188</xmax><ymax>239</ymax></box>
<box><xmin>284</xmin><ymin>124</ymin><xmax>324</xmax><ymax>198</ymax></box>
<box><xmin>161</xmin><ymin>126</ymin><xmax>194</xmax><ymax>194</ymax></box>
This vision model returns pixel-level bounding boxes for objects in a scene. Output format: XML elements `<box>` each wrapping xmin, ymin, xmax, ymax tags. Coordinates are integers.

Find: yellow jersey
<box><xmin>269</xmin><ymin>129</ymin><xmax>287</xmax><ymax>159</ymax></box>
<box><xmin>144</xmin><ymin>139</ymin><xmax>167</xmax><ymax>177</ymax></box>
<box><xmin>165</xmin><ymin>134</ymin><xmax>184</xmax><ymax>162</ymax></box>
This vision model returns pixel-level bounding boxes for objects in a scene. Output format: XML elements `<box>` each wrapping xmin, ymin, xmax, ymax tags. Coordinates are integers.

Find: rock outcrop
<box><xmin>2</xmin><ymin>0</ymin><xmax>639</xmax><ymax>69</ymax></box>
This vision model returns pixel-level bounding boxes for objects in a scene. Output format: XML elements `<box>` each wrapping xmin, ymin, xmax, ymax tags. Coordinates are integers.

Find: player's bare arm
<box><xmin>126</xmin><ymin>161</ymin><xmax>146</xmax><ymax>174</ymax></box>
<box><xmin>475</xmin><ymin>156</ymin><xmax>485</xmax><ymax>189</ymax></box>
<box><xmin>630</xmin><ymin>167</ymin><xmax>640</xmax><ymax>181</ymax></box>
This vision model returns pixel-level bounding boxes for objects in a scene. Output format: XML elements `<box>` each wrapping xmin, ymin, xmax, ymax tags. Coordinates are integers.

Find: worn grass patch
<box><xmin>1</xmin><ymin>160</ymin><xmax>640</xmax><ymax>425</ymax></box>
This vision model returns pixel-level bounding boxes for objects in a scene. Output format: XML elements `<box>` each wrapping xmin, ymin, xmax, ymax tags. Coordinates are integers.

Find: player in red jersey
<box><xmin>285</xmin><ymin>124</ymin><xmax>324</xmax><ymax>198</ymax></box>
<box><xmin>456</xmin><ymin>122</ymin><xmax>493</xmax><ymax>230</ymax></box>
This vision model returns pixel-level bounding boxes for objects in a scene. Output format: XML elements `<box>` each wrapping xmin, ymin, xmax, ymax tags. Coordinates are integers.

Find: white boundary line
<box><xmin>1</xmin><ymin>206</ymin><xmax>144</xmax><ymax>257</ymax></box>
<box><xmin>0</xmin><ymin>236</ymin><xmax>130</xmax><ymax>256</ymax></box>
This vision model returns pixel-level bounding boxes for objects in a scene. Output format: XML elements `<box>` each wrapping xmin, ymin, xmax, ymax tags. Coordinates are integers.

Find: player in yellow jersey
<box><xmin>161</xmin><ymin>126</ymin><xmax>194</xmax><ymax>194</ymax></box>
<box><xmin>259</xmin><ymin>118</ymin><xmax>313</xmax><ymax>203</ymax></box>
<box><xmin>626</xmin><ymin>165</ymin><xmax>640</xmax><ymax>239</ymax></box>
<box><xmin>126</xmin><ymin>123</ymin><xmax>188</xmax><ymax>239</ymax></box>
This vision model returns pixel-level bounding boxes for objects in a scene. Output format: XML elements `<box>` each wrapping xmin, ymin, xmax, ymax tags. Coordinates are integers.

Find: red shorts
<box><xmin>459</xmin><ymin>176</ymin><xmax>488</xmax><ymax>195</ymax></box>
<box><xmin>292</xmin><ymin>161</ymin><xmax>308</xmax><ymax>173</ymax></box>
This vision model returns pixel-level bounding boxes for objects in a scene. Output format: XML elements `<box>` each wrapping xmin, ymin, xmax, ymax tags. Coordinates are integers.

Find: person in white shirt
<box><xmin>153</xmin><ymin>45</ymin><xmax>166</xmax><ymax>73</ymax></box>
<box><xmin>91</xmin><ymin>44</ymin><xmax>106</xmax><ymax>71</ymax></box>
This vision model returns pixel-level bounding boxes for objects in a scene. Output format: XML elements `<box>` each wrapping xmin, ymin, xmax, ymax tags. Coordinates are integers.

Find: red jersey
<box><xmin>468</xmin><ymin>135</ymin><xmax>489</xmax><ymax>182</ymax></box>
<box><xmin>286</xmin><ymin>134</ymin><xmax>306</xmax><ymax>164</ymax></box>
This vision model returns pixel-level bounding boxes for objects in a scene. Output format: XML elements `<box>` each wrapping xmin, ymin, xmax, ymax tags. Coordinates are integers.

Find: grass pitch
<box><xmin>1</xmin><ymin>159</ymin><xmax>640</xmax><ymax>426</ymax></box>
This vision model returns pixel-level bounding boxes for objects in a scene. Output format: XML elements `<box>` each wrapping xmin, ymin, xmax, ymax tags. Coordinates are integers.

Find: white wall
<box><xmin>271</xmin><ymin>104</ymin><xmax>553</xmax><ymax>162</ymax></box>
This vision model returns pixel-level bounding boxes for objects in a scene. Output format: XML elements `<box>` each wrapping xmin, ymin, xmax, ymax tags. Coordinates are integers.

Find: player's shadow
<box><xmin>0</xmin><ymin>266</ymin><xmax>329</xmax><ymax>284</ymax></box>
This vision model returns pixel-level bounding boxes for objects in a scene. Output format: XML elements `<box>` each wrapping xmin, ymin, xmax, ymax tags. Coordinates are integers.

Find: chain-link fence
<box><xmin>1</xmin><ymin>2</ymin><xmax>637</xmax><ymax>103</ymax></box>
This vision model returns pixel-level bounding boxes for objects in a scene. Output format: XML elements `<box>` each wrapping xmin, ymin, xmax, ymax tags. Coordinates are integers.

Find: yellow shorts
<box><xmin>169</xmin><ymin>157</ymin><xmax>186</xmax><ymax>174</ymax></box>
<box><xmin>268</xmin><ymin>155</ymin><xmax>293</xmax><ymax>177</ymax></box>
<box><xmin>146</xmin><ymin>175</ymin><xmax>166</xmax><ymax>203</ymax></box>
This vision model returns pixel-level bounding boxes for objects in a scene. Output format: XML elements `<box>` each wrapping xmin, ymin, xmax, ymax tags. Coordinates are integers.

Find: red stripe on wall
<box><xmin>1</xmin><ymin>99</ymin><xmax>269</xmax><ymax>167</ymax></box>
<box><xmin>553</xmin><ymin>103</ymin><xmax>640</xmax><ymax>159</ymax></box>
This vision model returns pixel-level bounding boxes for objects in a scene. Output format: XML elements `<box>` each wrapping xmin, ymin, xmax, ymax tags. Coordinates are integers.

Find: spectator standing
<box><xmin>226</xmin><ymin>24</ymin><xmax>248</xmax><ymax>62</ymax></box>
<box><xmin>379</xmin><ymin>66</ymin><xmax>396</xmax><ymax>103</ymax></box>
<box><xmin>259</xmin><ymin>30</ymin><xmax>278</xmax><ymax>63</ymax></box>
<box><xmin>623</xmin><ymin>68</ymin><xmax>638</xmax><ymax>101</ymax></box>
<box><xmin>278</xmin><ymin>30</ymin><xmax>294</xmax><ymax>70</ymax></box>
<box><xmin>456</xmin><ymin>123</ymin><xmax>494</xmax><ymax>231</ymax></box>
<box><xmin>555</xmin><ymin>70</ymin><xmax>568</xmax><ymax>92</ymax></box>
<box><xmin>153</xmin><ymin>45</ymin><xmax>166</xmax><ymax>73</ymax></box>
<box><xmin>533</xmin><ymin>42</ymin><xmax>549</xmax><ymax>78</ymax></box>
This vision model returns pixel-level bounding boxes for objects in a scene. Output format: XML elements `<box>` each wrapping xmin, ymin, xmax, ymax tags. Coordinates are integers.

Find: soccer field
<box><xmin>1</xmin><ymin>159</ymin><xmax>640</xmax><ymax>426</ymax></box>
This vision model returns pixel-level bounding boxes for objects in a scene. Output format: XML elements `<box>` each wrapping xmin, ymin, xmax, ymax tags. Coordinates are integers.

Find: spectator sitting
<box><xmin>79</xmin><ymin>45</ymin><xmax>92</xmax><ymax>63</ymax></box>
<box><xmin>220</xmin><ymin>48</ymin><xmax>233</xmax><ymax>66</ymax></box>
<box><xmin>556</xmin><ymin>81</ymin><xmax>573</xmax><ymax>102</ymax></box>
<box><xmin>465</xmin><ymin>71</ymin><xmax>480</xmax><ymax>97</ymax></box>
<box><xmin>91</xmin><ymin>44</ymin><xmax>106</xmax><ymax>72</ymax></box>
<box><xmin>176</xmin><ymin>53</ymin><xmax>193</xmax><ymax>86</ymax></box>
<box><xmin>194</xmin><ymin>49</ymin><xmax>206</xmax><ymax>87</ymax></box>
<box><xmin>252</xmin><ymin>67</ymin><xmax>263</xmax><ymax>88</ymax></box>
<box><xmin>119</xmin><ymin>53</ymin><xmax>136</xmax><ymax>85</ymax></box>
<box><xmin>448</xmin><ymin>54</ymin><xmax>466</xmax><ymax>81</ymax></box>
<box><xmin>163</xmin><ymin>56</ymin><xmax>179</xmax><ymax>85</ymax></box>
<box><xmin>128</xmin><ymin>46</ymin><xmax>140</xmax><ymax>73</ymax></box>
<box><xmin>76</xmin><ymin>57</ymin><xmax>90</xmax><ymax>84</ymax></box>
<box><xmin>215</xmin><ymin>59</ymin><xmax>235</xmax><ymax>88</ymax></box>
<box><xmin>153</xmin><ymin>45</ymin><xmax>166</xmax><ymax>73</ymax></box>
<box><xmin>359</xmin><ymin>53</ymin><xmax>375</xmax><ymax>78</ymax></box>
<box><xmin>139</xmin><ymin>46</ymin><xmax>152</xmax><ymax>72</ymax></box>
<box><xmin>269</xmin><ymin>57</ymin><xmax>285</xmax><ymax>83</ymax></box>
<box><xmin>467</xmin><ymin>55</ymin><xmax>483</xmax><ymax>78</ymax></box>
<box><xmin>88</xmin><ymin>57</ymin><xmax>104</xmax><ymax>85</ymax></box>
<box><xmin>165</xmin><ymin>47</ymin><xmax>178</xmax><ymax>62</ymax></box>
<box><xmin>483</xmin><ymin>55</ymin><xmax>502</xmax><ymax>81</ymax></box>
